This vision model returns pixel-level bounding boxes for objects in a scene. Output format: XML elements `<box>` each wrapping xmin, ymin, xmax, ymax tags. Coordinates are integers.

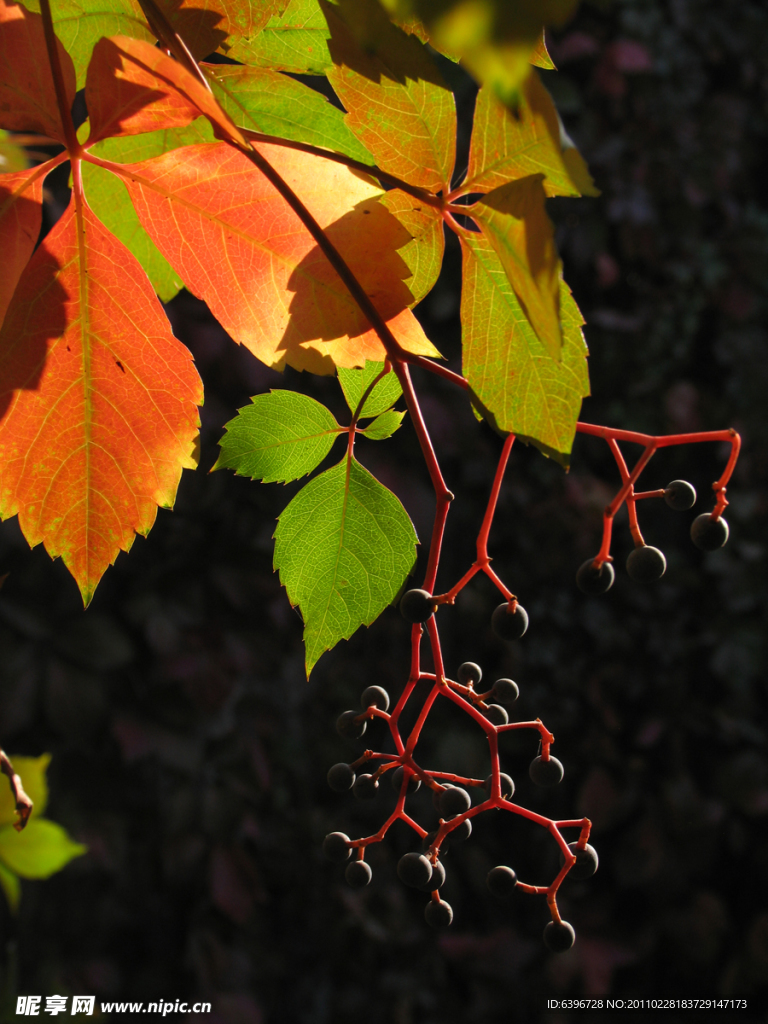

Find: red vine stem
<box><xmin>38</xmin><ymin>0</ymin><xmax>79</xmax><ymax>155</ymax></box>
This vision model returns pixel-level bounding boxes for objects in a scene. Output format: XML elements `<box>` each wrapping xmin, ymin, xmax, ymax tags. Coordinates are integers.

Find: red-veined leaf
<box><xmin>107</xmin><ymin>140</ymin><xmax>441</xmax><ymax>373</ymax></box>
<box><xmin>0</xmin><ymin>163</ymin><xmax>45</xmax><ymax>326</ymax></box>
<box><xmin>0</xmin><ymin>195</ymin><xmax>202</xmax><ymax>603</ymax></box>
<box><xmin>0</xmin><ymin>0</ymin><xmax>76</xmax><ymax>141</ymax></box>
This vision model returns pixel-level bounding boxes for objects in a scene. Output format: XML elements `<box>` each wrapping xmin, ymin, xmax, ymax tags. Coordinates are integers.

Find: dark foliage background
<box><xmin>1</xmin><ymin>1</ymin><xmax>768</xmax><ymax>1021</ymax></box>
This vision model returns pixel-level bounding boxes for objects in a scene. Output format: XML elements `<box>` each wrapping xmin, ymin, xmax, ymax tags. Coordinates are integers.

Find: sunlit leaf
<box><xmin>0</xmin><ymin>163</ymin><xmax>44</xmax><ymax>326</ymax></box>
<box><xmin>379</xmin><ymin>189</ymin><xmax>444</xmax><ymax>304</ymax></box>
<box><xmin>530</xmin><ymin>30</ymin><xmax>555</xmax><ymax>70</ymax></box>
<box><xmin>0</xmin><ymin>753</ymin><xmax>51</xmax><ymax>827</ymax></box>
<box><xmin>226</xmin><ymin>0</ymin><xmax>332</xmax><ymax>75</ymax></box>
<box><xmin>322</xmin><ymin>0</ymin><xmax>456</xmax><ymax>192</ymax></box>
<box><xmin>0</xmin><ymin>818</ymin><xmax>86</xmax><ymax>878</ymax></box>
<box><xmin>338</xmin><ymin>360</ymin><xmax>402</xmax><ymax>417</ymax></box>
<box><xmin>0</xmin><ymin>0</ymin><xmax>76</xmax><ymax>141</ymax></box>
<box><xmin>0</xmin><ymin>128</ymin><xmax>29</xmax><ymax>173</ymax></box>
<box><xmin>214</xmin><ymin>391</ymin><xmax>343</xmax><ymax>483</ymax></box>
<box><xmin>274</xmin><ymin>454</ymin><xmax>418</xmax><ymax>674</ymax></box>
<box><xmin>0</xmin><ymin>198</ymin><xmax>202</xmax><ymax>604</ymax></box>
<box><xmin>114</xmin><ymin>141</ymin><xmax>441</xmax><ymax>373</ymax></box>
<box><xmin>359</xmin><ymin>408</ymin><xmax>405</xmax><ymax>439</ymax></box>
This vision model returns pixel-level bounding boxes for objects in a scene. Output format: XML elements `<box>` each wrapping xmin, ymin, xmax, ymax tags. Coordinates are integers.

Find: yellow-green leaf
<box><xmin>0</xmin><ymin>818</ymin><xmax>86</xmax><ymax>878</ymax></box>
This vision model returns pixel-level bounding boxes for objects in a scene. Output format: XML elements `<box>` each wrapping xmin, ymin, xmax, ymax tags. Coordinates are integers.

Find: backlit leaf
<box><xmin>0</xmin><ymin>128</ymin><xmax>28</xmax><ymax>173</ymax></box>
<box><xmin>274</xmin><ymin>455</ymin><xmax>418</xmax><ymax>674</ymax></box>
<box><xmin>359</xmin><ymin>408</ymin><xmax>404</xmax><ymax>439</ymax></box>
<box><xmin>0</xmin><ymin>163</ymin><xmax>44</xmax><ymax>326</ymax></box>
<box><xmin>226</xmin><ymin>0</ymin><xmax>332</xmax><ymax>75</ymax></box>
<box><xmin>214</xmin><ymin>391</ymin><xmax>342</xmax><ymax>483</ymax></box>
<box><xmin>0</xmin><ymin>818</ymin><xmax>86</xmax><ymax>878</ymax></box>
<box><xmin>114</xmin><ymin>141</ymin><xmax>441</xmax><ymax>373</ymax></box>
<box><xmin>0</xmin><ymin>0</ymin><xmax>76</xmax><ymax>141</ymax></box>
<box><xmin>322</xmin><ymin>0</ymin><xmax>456</xmax><ymax>192</ymax></box>
<box><xmin>461</xmin><ymin>232</ymin><xmax>588</xmax><ymax>463</ymax></box>
<box><xmin>530</xmin><ymin>30</ymin><xmax>555</xmax><ymax>70</ymax></box>
<box><xmin>379</xmin><ymin>189</ymin><xmax>444</xmax><ymax>304</ymax></box>
<box><xmin>0</xmin><ymin>197</ymin><xmax>202</xmax><ymax>604</ymax></box>
<box><xmin>469</xmin><ymin>175</ymin><xmax>562</xmax><ymax>358</ymax></box>
<box><xmin>0</xmin><ymin>753</ymin><xmax>50</xmax><ymax>826</ymax></box>
<box><xmin>338</xmin><ymin>360</ymin><xmax>402</xmax><ymax>417</ymax></box>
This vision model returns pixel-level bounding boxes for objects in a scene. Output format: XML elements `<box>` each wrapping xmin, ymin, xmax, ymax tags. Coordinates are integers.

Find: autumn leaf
<box><xmin>225</xmin><ymin>0</ymin><xmax>333</xmax><ymax>74</ymax></box>
<box><xmin>0</xmin><ymin>196</ymin><xmax>202</xmax><ymax>604</ymax></box>
<box><xmin>0</xmin><ymin>163</ymin><xmax>46</xmax><ymax>326</ymax></box>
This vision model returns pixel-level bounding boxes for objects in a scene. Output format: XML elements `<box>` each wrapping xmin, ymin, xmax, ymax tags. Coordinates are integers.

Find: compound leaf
<box><xmin>338</xmin><ymin>360</ymin><xmax>402</xmax><ymax>417</ymax></box>
<box><xmin>0</xmin><ymin>164</ymin><xmax>44</xmax><ymax>327</ymax></box>
<box><xmin>214</xmin><ymin>390</ymin><xmax>342</xmax><ymax>483</ymax></box>
<box><xmin>0</xmin><ymin>818</ymin><xmax>86</xmax><ymax>878</ymax></box>
<box><xmin>274</xmin><ymin>455</ymin><xmax>417</xmax><ymax>674</ymax></box>
<box><xmin>226</xmin><ymin>0</ymin><xmax>332</xmax><ymax>73</ymax></box>
<box><xmin>359</xmin><ymin>408</ymin><xmax>405</xmax><ymax>440</ymax></box>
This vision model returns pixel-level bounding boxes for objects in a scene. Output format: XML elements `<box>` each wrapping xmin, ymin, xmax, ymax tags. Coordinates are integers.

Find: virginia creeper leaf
<box><xmin>81</xmin><ymin>118</ymin><xmax>215</xmax><ymax>301</ymax></box>
<box><xmin>461</xmin><ymin>232</ymin><xmax>588</xmax><ymax>464</ymax></box>
<box><xmin>0</xmin><ymin>0</ymin><xmax>76</xmax><ymax>141</ymax></box>
<box><xmin>338</xmin><ymin>360</ymin><xmax>402</xmax><ymax>417</ymax></box>
<box><xmin>464</xmin><ymin>73</ymin><xmax>598</xmax><ymax>198</ymax></box>
<box><xmin>359</xmin><ymin>408</ymin><xmax>404</xmax><ymax>439</ymax></box>
<box><xmin>379</xmin><ymin>189</ymin><xmax>444</xmax><ymax>304</ymax></box>
<box><xmin>322</xmin><ymin>0</ymin><xmax>456</xmax><ymax>192</ymax></box>
<box><xmin>204</xmin><ymin>63</ymin><xmax>372</xmax><ymax>163</ymax></box>
<box><xmin>0</xmin><ymin>753</ymin><xmax>50</xmax><ymax>826</ymax></box>
<box><xmin>226</xmin><ymin>0</ymin><xmax>332</xmax><ymax>74</ymax></box>
<box><xmin>0</xmin><ymin>818</ymin><xmax>86</xmax><ymax>878</ymax></box>
<box><xmin>0</xmin><ymin>128</ymin><xmax>29</xmax><ymax>173</ymax></box>
<box><xmin>469</xmin><ymin>175</ymin><xmax>562</xmax><ymax>358</ymax></box>
<box><xmin>0</xmin><ymin>198</ymin><xmax>203</xmax><ymax>604</ymax></box>
<box><xmin>0</xmin><ymin>163</ymin><xmax>44</xmax><ymax>326</ymax></box>
<box><xmin>214</xmin><ymin>391</ymin><xmax>342</xmax><ymax>483</ymax></box>
<box><xmin>115</xmin><ymin>141</ymin><xmax>441</xmax><ymax>373</ymax></box>
<box><xmin>530</xmin><ymin>30</ymin><xmax>555</xmax><ymax>70</ymax></box>
<box><xmin>273</xmin><ymin>454</ymin><xmax>418</xmax><ymax>674</ymax></box>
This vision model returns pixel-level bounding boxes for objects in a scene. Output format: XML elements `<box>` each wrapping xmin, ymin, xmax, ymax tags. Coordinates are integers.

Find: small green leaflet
<box><xmin>214</xmin><ymin>391</ymin><xmax>343</xmax><ymax>483</ymax></box>
<box><xmin>274</xmin><ymin>456</ymin><xmax>418</xmax><ymax>674</ymax></box>
<box><xmin>359</xmin><ymin>409</ymin><xmax>405</xmax><ymax>440</ymax></box>
<box><xmin>338</xmin><ymin>360</ymin><xmax>402</xmax><ymax>417</ymax></box>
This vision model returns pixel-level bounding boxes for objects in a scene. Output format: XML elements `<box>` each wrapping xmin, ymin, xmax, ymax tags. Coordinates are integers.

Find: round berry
<box><xmin>664</xmin><ymin>479</ymin><xmax>697</xmax><ymax>511</ymax></box>
<box><xmin>400</xmin><ymin>589</ymin><xmax>436</xmax><ymax>623</ymax></box>
<box><xmin>327</xmin><ymin>762</ymin><xmax>356</xmax><ymax>792</ymax></box>
<box><xmin>560</xmin><ymin>842</ymin><xmax>599</xmax><ymax>880</ymax></box>
<box><xmin>691</xmin><ymin>513</ymin><xmax>729</xmax><ymax>551</ymax></box>
<box><xmin>576</xmin><ymin>559</ymin><xmax>615</xmax><ymax>595</ymax></box>
<box><xmin>424</xmin><ymin>899</ymin><xmax>453</xmax><ymax>929</ymax></box>
<box><xmin>397</xmin><ymin>852</ymin><xmax>433</xmax><ymax>888</ymax></box>
<box><xmin>626</xmin><ymin>545</ymin><xmax>666</xmax><ymax>582</ymax></box>
<box><xmin>345</xmin><ymin>859</ymin><xmax>372</xmax><ymax>888</ymax></box>
<box><xmin>484</xmin><ymin>772</ymin><xmax>515</xmax><ymax>799</ymax></box>
<box><xmin>529</xmin><ymin>755</ymin><xmax>564</xmax><ymax>787</ymax></box>
<box><xmin>485</xmin><ymin>703</ymin><xmax>509</xmax><ymax>726</ymax></box>
<box><xmin>457</xmin><ymin>662</ymin><xmax>482</xmax><ymax>686</ymax></box>
<box><xmin>491</xmin><ymin>678</ymin><xmax>519</xmax><ymax>705</ymax></box>
<box><xmin>491</xmin><ymin>602</ymin><xmax>529</xmax><ymax>641</ymax></box>
<box><xmin>322</xmin><ymin>832</ymin><xmax>352</xmax><ymax>862</ymax></box>
<box><xmin>436</xmin><ymin>785</ymin><xmax>471</xmax><ymax>817</ymax></box>
<box><xmin>352</xmin><ymin>773</ymin><xmax>379</xmax><ymax>800</ymax></box>
<box><xmin>391</xmin><ymin>765</ymin><xmax>421</xmax><ymax>793</ymax></box>
<box><xmin>336</xmin><ymin>710</ymin><xmax>366</xmax><ymax>740</ymax></box>
<box><xmin>447</xmin><ymin>816</ymin><xmax>472</xmax><ymax>844</ymax></box>
<box><xmin>486</xmin><ymin>865</ymin><xmax>518</xmax><ymax>899</ymax></box>
<box><xmin>422</xmin><ymin>829</ymin><xmax>441</xmax><ymax>853</ymax></box>
<box><xmin>543</xmin><ymin>920</ymin><xmax>575</xmax><ymax>953</ymax></box>
<box><xmin>418</xmin><ymin>859</ymin><xmax>446</xmax><ymax>891</ymax></box>
<box><xmin>360</xmin><ymin>685</ymin><xmax>389</xmax><ymax>712</ymax></box>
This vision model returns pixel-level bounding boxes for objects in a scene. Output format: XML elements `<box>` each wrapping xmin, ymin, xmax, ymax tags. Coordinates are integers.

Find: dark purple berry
<box><xmin>360</xmin><ymin>685</ymin><xmax>389</xmax><ymax>711</ymax></box>
<box><xmin>424</xmin><ymin>899</ymin><xmax>453</xmax><ymax>928</ymax></box>
<box><xmin>529</xmin><ymin>755</ymin><xmax>564</xmax><ymax>786</ymax></box>
<box><xmin>418</xmin><ymin>859</ymin><xmax>445</xmax><ymax>891</ymax></box>
<box><xmin>397</xmin><ymin>852</ymin><xmax>433</xmax><ymax>888</ymax></box>
<box><xmin>560</xmin><ymin>842</ymin><xmax>599</xmax><ymax>880</ymax></box>
<box><xmin>491</xmin><ymin>602</ymin><xmax>529</xmax><ymax>641</ymax></box>
<box><xmin>327</xmin><ymin>762</ymin><xmax>355</xmax><ymax>792</ymax></box>
<box><xmin>487</xmin><ymin>865</ymin><xmax>517</xmax><ymax>898</ymax></box>
<box><xmin>544</xmin><ymin>920</ymin><xmax>575</xmax><ymax>952</ymax></box>
<box><xmin>691</xmin><ymin>513</ymin><xmax>729</xmax><ymax>551</ymax></box>
<box><xmin>336</xmin><ymin>710</ymin><xmax>366</xmax><ymax>740</ymax></box>
<box><xmin>400</xmin><ymin>589</ymin><xmax>436</xmax><ymax>623</ymax></box>
<box><xmin>484</xmin><ymin>772</ymin><xmax>514</xmax><ymax>799</ymax></box>
<box><xmin>447</xmin><ymin>816</ymin><xmax>471</xmax><ymax>843</ymax></box>
<box><xmin>457</xmin><ymin>662</ymin><xmax>482</xmax><ymax>686</ymax></box>
<box><xmin>485</xmin><ymin>703</ymin><xmax>509</xmax><ymax>726</ymax></box>
<box><xmin>664</xmin><ymin>479</ymin><xmax>696</xmax><ymax>511</ymax></box>
<box><xmin>626</xmin><ymin>545</ymin><xmax>666</xmax><ymax>582</ymax></box>
<box><xmin>491</xmin><ymin>678</ymin><xmax>519</xmax><ymax>704</ymax></box>
<box><xmin>436</xmin><ymin>785</ymin><xmax>471</xmax><ymax>817</ymax></box>
<box><xmin>323</xmin><ymin>832</ymin><xmax>351</xmax><ymax>862</ymax></box>
<box><xmin>345</xmin><ymin>859</ymin><xmax>372</xmax><ymax>888</ymax></box>
<box><xmin>391</xmin><ymin>765</ymin><xmax>421</xmax><ymax>793</ymax></box>
<box><xmin>576</xmin><ymin>559</ymin><xmax>615</xmax><ymax>595</ymax></box>
<box><xmin>352</xmin><ymin>773</ymin><xmax>379</xmax><ymax>800</ymax></box>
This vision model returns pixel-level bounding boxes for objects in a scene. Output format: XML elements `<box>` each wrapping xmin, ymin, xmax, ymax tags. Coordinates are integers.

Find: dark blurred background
<box><xmin>1</xmin><ymin>0</ymin><xmax>767</xmax><ymax>1021</ymax></box>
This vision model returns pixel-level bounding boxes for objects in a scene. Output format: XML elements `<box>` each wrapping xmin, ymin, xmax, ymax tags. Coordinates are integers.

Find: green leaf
<box><xmin>379</xmin><ymin>189</ymin><xmax>444</xmax><ymax>304</ymax></box>
<box><xmin>214</xmin><ymin>391</ymin><xmax>343</xmax><ymax>483</ymax></box>
<box><xmin>359</xmin><ymin>408</ymin><xmax>405</xmax><ymax>440</ymax></box>
<box><xmin>461</xmin><ymin>232</ymin><xmax>588</xmax><ymax>464</ymax></box>
<box><xmin>0</xmin><ymin>130</ymin><xmax>28</xmax><ymax>173</ymax></box>
<box><xmin>82</xmin><ymin>119</ymin><xmax>215</xmax><ymax>301</ymax></box>
<box><xmin>0</xmin><ymin>753</ymin><xmax>51</xmax><ymax>827</ymax></box>
<box><xmin>274</xmin><ymin>455</ymin><xmax>417</xmax><ymax>674</ymax></box>
<box><xmin>205</xmin><ymin>64</ymin><xmax>373</xmax><ymax>163</ymax></box>
<box><xmin>322</xmin><ymin>0</ymin><xmax>456</xmax><ymax>192</ymax></box>
<box><xmin>338</xmin><ymin>361</ymin><xmax>402</xmax><ymax>417</ymax></box>
<box><xmin>226</xmin><ymin>0</ymin><xmax>333</xmax><ymax>74</ymax></box>
<box><xmin>0</xmin><ymin>819</ymin><xmax>86</xmax><ymax>879</ymax></box>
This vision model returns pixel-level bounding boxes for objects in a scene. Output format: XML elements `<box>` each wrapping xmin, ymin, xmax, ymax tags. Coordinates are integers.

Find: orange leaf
<box><xmin>0</xmin><ymin>196</ymin><xmax>202</xmax><ymax>603</ymax></box>
<box><xmin>110</xmin><ymin>141</ymin><xmax>441</xmax><ymax>373</ymax></box>
<box><xmin>85</xmin><ymin>36</ymin><xmax>247</xmax><ymax>148</ymax></box>
<box><xmin>0</xmin><ymin>0</ymin><xmax>76</xmax><ymax>141</ymax></box>
<box><xmin>0</xmin><ymin>164</ymin><xmax>44</xmax><ymax>326</ymax></box>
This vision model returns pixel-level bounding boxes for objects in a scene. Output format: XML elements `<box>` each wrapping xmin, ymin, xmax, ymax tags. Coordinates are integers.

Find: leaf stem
<box><xmin>37</xmin><ymin>0</ymin><xmax>79</xmax><ymax>154</ymax></box>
